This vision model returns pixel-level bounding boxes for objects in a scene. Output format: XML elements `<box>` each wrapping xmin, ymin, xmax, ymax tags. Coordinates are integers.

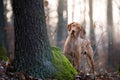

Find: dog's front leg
<box><xmin>86</xmin><ymin>53</ymin><xmax>94</xmax><ymax>74</ymax></box>
<box><xmin>75</xmin><ymin>48</ymin><xmax>81</xmax><ymax>72</ymax></box>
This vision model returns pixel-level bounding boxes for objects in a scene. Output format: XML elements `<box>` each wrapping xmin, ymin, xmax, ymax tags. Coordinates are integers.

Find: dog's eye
<box><xmin>77</xmin><ymin>27</ymin><xmax>80</xmax><ymax>29</ymax></box>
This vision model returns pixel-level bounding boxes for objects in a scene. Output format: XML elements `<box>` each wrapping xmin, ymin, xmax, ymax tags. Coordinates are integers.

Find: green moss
<box><xmin>0</xmin><ymin>44</ymin><xmax>8</xmax><ymax>61</ymax></box>
<box><xmin>117</xmin><ymin>64</ymin><xmax>120</xmax><ymax>73</ymax></box>
<box><xmin>51</xmin><ymin>46</ymin><xmax>78</xmax><ymax>80</ymax></box>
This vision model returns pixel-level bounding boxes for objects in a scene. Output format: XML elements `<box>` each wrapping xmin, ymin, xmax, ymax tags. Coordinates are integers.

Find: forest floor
<box><xmin>0</xmin><ymin>61</ymin><xmax>120</xmax><ymax>80</ymax></box>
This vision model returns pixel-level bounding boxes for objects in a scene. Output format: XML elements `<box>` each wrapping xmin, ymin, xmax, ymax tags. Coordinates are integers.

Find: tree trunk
<box><xmin>3</xmin><ymin>0</ymin><xmax>14</xmax><ymax>59</ymax></box>
<box><xmin>0</xmin><ymin>0</ymin><xmax>5</xmax><ymax>46</ymax></box>
<box><xmin>12</xmin><ymin>0</ymin><xmax>55</xmax><ymax>79</ymax></box>
<box><xmin>107</xmin><ymin>0</ymin><xmax>114</xmax><ymax>69</ymax></box>
<box><xmin>89</xmin><ymin>0</ymin><xmax>96</xmax><ymax>52</ymax></box>
<box><xmin>57</xmin><ymin>0</ymin><xmax>67</xmax><ymax>49</ymax></box>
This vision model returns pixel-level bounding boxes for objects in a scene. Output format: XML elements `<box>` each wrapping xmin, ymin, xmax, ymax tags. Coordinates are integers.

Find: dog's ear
<box><xmin>68</xmin><ymin>22</ymin><xmax>74</xmax><ymax>31</ymax></box>
<box><xmin>67</xmin><ymin>24</ymin><xmax>71</xmax><ymax>31</ymax></box>
<box><xmin>80</xmin><ymin>26</ymin><xmax>86</xmax><ymax>38</ymax></box>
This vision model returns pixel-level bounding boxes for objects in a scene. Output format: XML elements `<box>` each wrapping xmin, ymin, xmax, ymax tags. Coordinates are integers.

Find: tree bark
<box><xmin>12</xmin><ymin>0</ymin><xmax>55</xmax><ymax>79</ymax></box>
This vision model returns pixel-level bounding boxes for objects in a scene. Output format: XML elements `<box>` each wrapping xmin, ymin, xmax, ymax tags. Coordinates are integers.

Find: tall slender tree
<box><xmin>12</xmin><ymin>0</ymin><xmax>55</xmax><ymax>79</ymax></box>
<box><xmin>107</xmin><ymin>0</ymin><xmax>114</xmax><ymax>68</ymax></box>
<box><xmin>0</xmin><ymin>0</ymin><xmax>5</xmax><ymax>46</ymax></box>
<box><xmin>3</xmin><ymin>0</ymin><xmax>14</xmax><ymax>59</ymax></box>
<box><xmin>57</xmin><ymin>0</ymin><xmax>67</xmax><ymax>49</ymax></box>
<box><xmin>89</xmin><ymin>0</ymin><xmax>96</xmax><ymax>52</ymax></box>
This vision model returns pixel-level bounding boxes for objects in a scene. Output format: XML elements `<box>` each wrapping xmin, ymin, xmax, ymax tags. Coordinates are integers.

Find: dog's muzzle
<box><xmin>72</xmin><ymin>30</ymin><xmax>75</xmax><ymax>34</ymax></box>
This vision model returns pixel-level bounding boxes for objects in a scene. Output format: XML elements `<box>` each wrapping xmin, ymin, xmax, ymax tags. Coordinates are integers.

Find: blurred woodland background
<box><xmin>0</xmin><ymin>0</ymin><xmax>120</xmax><ymax>72</ymax></box>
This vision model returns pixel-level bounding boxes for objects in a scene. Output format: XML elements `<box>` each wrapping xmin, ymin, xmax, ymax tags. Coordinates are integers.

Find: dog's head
<box><xmin>68</xmin><ymin>22</ymin><xmax>86</xmax><ymax>38</ymax></box>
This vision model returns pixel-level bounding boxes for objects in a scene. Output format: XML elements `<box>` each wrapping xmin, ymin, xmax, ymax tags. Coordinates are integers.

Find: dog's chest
<box><xmin>70</xmin><ymin>37</ymin><xmax>82</xmax><ymax>51</ymax></box>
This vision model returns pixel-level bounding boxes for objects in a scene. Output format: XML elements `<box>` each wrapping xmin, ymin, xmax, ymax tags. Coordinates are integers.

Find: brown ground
<box><xmin>0</xmin><ymin>61</ymin><xmax>120</xmax><ymax>80</ymax></box>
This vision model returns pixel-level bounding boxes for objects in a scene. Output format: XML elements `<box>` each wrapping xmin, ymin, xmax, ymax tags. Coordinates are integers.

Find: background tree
<box><xmin>89</xmin><ymin>0</ymin><xmax>96</xmax><ymax>53</ymax></box>
<box><xmin>57</xmin><ymin>0</ymin><xmax>67</xmax><ymax>49</ymax></box>
<box><xmin>107</xmin><ymin>0</ymin><xmax>114</xmax><ymax>69</ymax></box>
<box><xmin>12</xmin><ymin>0</ymin><xmax>55</xmax><ymax>79</ymax></box>
<box><xmin>3</xmin><ymin>0</ymin><xmax>14</xmax><ymax>60</ymax></box>
<box><xmin>0</xmin><ymin>0</ymin><xmax>5</xmax><ymax>46</ymax></box>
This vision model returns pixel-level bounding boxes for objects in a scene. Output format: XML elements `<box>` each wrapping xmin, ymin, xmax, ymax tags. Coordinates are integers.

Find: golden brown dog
<box><xmin>64</xmin><ymin>22</ymin><xmax>94</xmax><ymax>73</ymax></box>
<box><xmin>64</xmin><ymin>22</ymin><xmax>86</xmax><ymax>72</ymax></box>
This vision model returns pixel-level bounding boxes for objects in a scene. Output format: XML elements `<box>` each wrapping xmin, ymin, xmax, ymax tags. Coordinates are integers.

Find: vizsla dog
<box><xmin>64</xmin><ymin>22</ymin><xmax>94</xmax><ymax>73</ymax></box>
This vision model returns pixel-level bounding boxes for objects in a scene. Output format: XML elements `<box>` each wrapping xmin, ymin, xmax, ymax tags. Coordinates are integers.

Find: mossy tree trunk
<box><xmin>12</xmin><ymin>0</ymin><xmax>55</xmax><ymax>79</ymax></box>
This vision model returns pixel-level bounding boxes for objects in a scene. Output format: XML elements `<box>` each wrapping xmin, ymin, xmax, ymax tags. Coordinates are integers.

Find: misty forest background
<box><xmin>0</xmin><ymin>0</ymin><xmax>120</xmax><ymax>73</ymax></box>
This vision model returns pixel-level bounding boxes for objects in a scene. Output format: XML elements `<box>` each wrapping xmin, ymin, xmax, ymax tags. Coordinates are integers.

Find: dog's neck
<box><xmin>70</xmin><ymin>33</ymin><xmax>83</xmax><ymax>46</ymax></box>
<box><xmin>77</xmin><ymin>34</ymin><xmax>84</xmax><ymax>45</ymax></box>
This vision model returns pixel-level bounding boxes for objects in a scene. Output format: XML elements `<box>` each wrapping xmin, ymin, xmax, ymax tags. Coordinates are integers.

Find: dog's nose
<box><xmin>72</xmin><ymin>30</ymin><xmax>75</xmax><ymax>33</ymax></box>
